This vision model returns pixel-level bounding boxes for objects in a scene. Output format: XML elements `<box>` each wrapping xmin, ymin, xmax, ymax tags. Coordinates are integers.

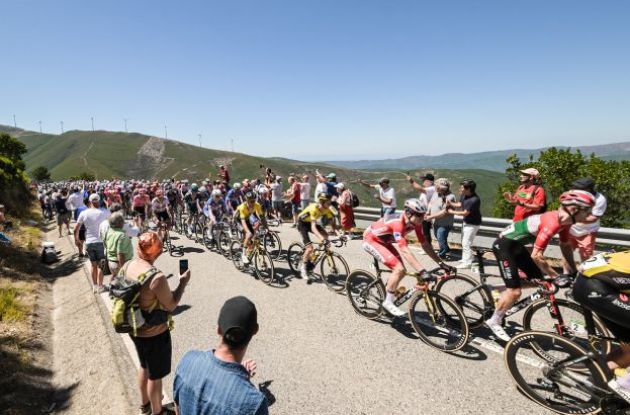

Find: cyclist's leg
<box><xmin>297</xmin><ymin>221</ymin><xmax>313</xmax><ymax>271</ymax></box>
<box><xmin>362</xmin><ymin>238</ymin><xmax>405</xmax><ymax>315</ymax></box>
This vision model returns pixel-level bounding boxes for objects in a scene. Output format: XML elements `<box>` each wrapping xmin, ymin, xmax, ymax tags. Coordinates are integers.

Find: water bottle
<box><xmin>396</xmin><ymin>286</ymin><xmax>407</xmax><ymax>299</ymax></box>
<box><xmin>491</xmin><ymin>289</ymin><xmax>501</xmax><ymax>306</ymax></box>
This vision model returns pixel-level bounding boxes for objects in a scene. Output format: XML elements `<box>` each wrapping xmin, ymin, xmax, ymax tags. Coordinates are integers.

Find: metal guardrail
<box><xmin>353</xmin><ymin>206</ymin><xmax>630</xmax><ymax>248</ymax></box>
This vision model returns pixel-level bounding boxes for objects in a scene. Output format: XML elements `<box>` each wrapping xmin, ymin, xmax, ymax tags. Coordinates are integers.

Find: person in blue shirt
<box><xmin>173</xmin><ymin>296</ymin><xmax>268</xmax><ymax>415</ymax></box>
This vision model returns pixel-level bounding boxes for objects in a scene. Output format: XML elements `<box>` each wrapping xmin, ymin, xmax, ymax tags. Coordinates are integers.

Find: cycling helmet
<box><xmin>233</xmin><ymin>183</ymin><xmax>242</xmax><ymax>189</ymax></box>
<box><xmin>404</xmin><ymin>198</ymin><xmax>428</xmax><ymax>215</ymax></box>
<box><xmin>199</xmin><ymin>186</ymin><xmax>207</xmax><ymax>193</ymax></box>
<box><xmin>245</xmin><ymin>191</ymin><xmax>256</xmax><ymax>200</ymax></box>
<box><xmin>191</xmin><ymin>184</ymin><xmax>199</xmax><ymax>191</ymax></box>
<box><xmin>559</xmin><ymin>190</ymin><xmax>595</xmax><ymax>209</ymax></box>
<box><xmin>211</xmin><ymin>189</ymin><xmax>222</xmax><ymax>197</ymax></box>
<box><xmin>317</xmin><ymin>193</ymin><xmax>332</xmax><ymax>203</ymax></box>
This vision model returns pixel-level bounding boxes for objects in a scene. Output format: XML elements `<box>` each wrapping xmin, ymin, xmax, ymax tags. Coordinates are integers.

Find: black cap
<box><xmin>572</xmin><ymin>178</ymin><xmax>595</xmax><ymax>191</ymax></box>
<box><xmin>420</xmin><ymin>173</ymin><xmax>435</xmax><ymax>181</ymax></box>
<box><xmin>218</xmin><ymin>296</ymin><xmax>258</xmax><ymax>347</ymax></box>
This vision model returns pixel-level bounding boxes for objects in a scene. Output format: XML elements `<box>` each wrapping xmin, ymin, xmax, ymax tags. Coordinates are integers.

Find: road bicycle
<box><xmin>202</xmin><ymin>218</ymin><xmax>232</xmax><ymax>256</ymax></box>
<box><xmin>345</xmin><ymin>261</ymin><xmax>469</xmax><ymax>352</ymax></box>
<box><xmin>184</xmin><ymin>212</ymin><xmax>204</xmax><ymax>242</ymax></box>
<box><xmin>504</xmin><ymin>308</ymin><xmax>627</xmax><ymax>415</ymax></box>
<box><xmin>435</xmin><ymin>247</ymin><xmax>611</xmax><ymax>355</ymax></box>
<box><xmin>286</xmin><ymin>238</ymin><xmax>350</xmax><ymax>292</ymax></box>
<box><xmin>229</xmin><ymin>230</ymin><xmax>276</xmax><ymax>286</ymax></box>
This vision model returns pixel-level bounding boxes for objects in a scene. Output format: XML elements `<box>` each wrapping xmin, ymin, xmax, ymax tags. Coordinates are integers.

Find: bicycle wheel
<box><xmin>163</xmin><ymin>229</ymin><xmax>173</xmax><ymax>254</ymax></box>
<box><xmin>435</xmin><ymin>274</ymin><xmax>493</xmax><ymax>328</ymax></box>
<box><xmin>408</xmin><ymin>290</ymin><xmax>469</xmax><ymax>351</ymax></box>
<box><xmin>345</xmin><ymin>270</ymin><xmax>385</xmax><ymax>319</ymax></box>
<box><xmin>194</xmin><ymin>219</ymin><xmax>203</xmax><ymax>242</ymax></box>
<box><xmin>184</xmin><ymin>220</ymin><xmax>195</xmax><ymax>239</ymax></box>
<box><xmin>263</xmin><ymin>231</ymin><xmax>282</xmax><ymax>260</ymax></box>
<box><xmin>230</xmin><ymin>241</ymin><xmax>244</xmax><ymax>270</ymax></box>
<box><xmin>320</xmin><ymin>252</ymin><xmax>350</xmax><ymax>293</ymax></box>
<box><xmin>218</xmin><ymin>230</ymin><xmax>232</xmax><ymax>257</ymax></box>
<box><xmin>254</xmin><ymin>250</ymin><xmax>275</xmax><ymax>285</ymax></box>
<box><xmin>202</xmin><ymin>225</ymin><xmax>214</xmax><ymax>250</ymax></box>
<box><xmin>504</xmin><ymin>331</ymin><xmax>608</xmax><ymax>415</ymax></box>
<box><xmin>523</xmin><ymin>298</ymin><xmax>613</xmax><ymax>358</ymax></box>
<box><xmin>286</xmin><ymin>242</ymin><xmax>304</xmax><ymax>275</ymax></box>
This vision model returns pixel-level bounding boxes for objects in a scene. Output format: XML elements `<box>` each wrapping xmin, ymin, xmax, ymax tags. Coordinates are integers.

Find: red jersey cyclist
<box><xmin>486</xmin><ymin>190</ymin><xmax>595</xmax><ymax>341</ymax></box>
<box><xmin>362</xmin><ymin>198</ymin><xmax>455</xmax><ymax>317</ymax></box>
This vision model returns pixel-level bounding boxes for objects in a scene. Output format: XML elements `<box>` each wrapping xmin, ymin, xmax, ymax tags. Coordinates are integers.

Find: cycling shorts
<box><xmin>155</xmin><ymin>210</ymin><xmax>170</xmax><ymax>223</ymax></box>
<box><xmin>572</xmin><ymin>274</ymin><xmax>630</xmax><ymax>342</ymax></box>
<box><xmin>492</xmin><ymin>237</ymin><xmax>543</xmax><ymax>289</ymax></box>
<box><xmin>297</xmin><ymin>220</ymin><xmax>325</xmax><ymax>246</ymax></box>
<box><xmin>362</xmin><ymin>236</ymin><xmax>402</xmax><ymax>269</ymax></box>
<box><xmin>134</xmin><ymin>206</ymin><xmax>146</xmax><ymax>219</ymax></box>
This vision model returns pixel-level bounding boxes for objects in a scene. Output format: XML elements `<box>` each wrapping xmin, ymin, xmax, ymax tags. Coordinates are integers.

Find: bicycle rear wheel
<box><xmin>230</xmin><ymin>241</ymin><xmax>244</xmax><ymax>270</ymax></box>
<box><xmin>408</xmin><ymin>291</ymin><xmax>469</xmax><ymax>351</ymax></box>
<box><xmin>263</xmin><ymin>231</ymin><xmax>282</xmax><ymax>260</ymax></box>
<box><xmin>523</xmin><ymin>298</ymin><xmax>613</xmax><ymax>359</ymax></box>
<box><xmin>286</xmin><ymin>242</ymin><xmax>304</xmax><ymax>275</ymax></box>
<box><xmin>504</xmin><ymin>331</ymin><xmax>608</xmax><ymax>415</ymax></box>
<box><xmin>320</xmin><ymin>252</ymin><xmax>350</xmax><ymax>293</ymax></box>
<box><xmin>345</xmin><ymin>270</ymin><xmax>385</xmax><ymax>319</ymax></box>
<box><xmin>435</xmin><ymin>274</ymin><xmax>493</xmax><ymax>328</ymax></box>
<box><xmin>218</xmin><ymin>230</ymin><xmax>231</xmax><ymax>257</ymax></box>
<box><xmin>254</xmin><ymin>250</ymin><xmax>275</xmax><ymax>285</ymax></box>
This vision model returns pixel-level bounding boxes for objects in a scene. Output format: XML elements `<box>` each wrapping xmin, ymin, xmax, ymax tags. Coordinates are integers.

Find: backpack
<box><xmin>533</xmin><ymin>185</ymin><xmax>547</xmax><ymax>213</ymax></box>
<box><xmin>109</xmin><ymin>263</ymin><xmax>163</xmax><ymax>336</ymax></box>
<box><xmin>41</xmin><ymin>242</ymin><xmax>59</xmax><ymax>264</ymax></box>
<box><xmin>351</xmin><ymin>191</ymin><xmax>360</xmax><ymax>208</ymax></box>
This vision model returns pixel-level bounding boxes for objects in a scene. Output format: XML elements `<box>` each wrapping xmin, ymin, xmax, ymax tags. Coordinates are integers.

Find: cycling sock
<box><xmin>488</xmin><ymin>310</ymin><xmax>506</xmax><ymax>325</ymax></box>
<box><xmin>385</xmin><ymin>292</ymin><xmax>396</xmax><ymax>303</ymax></box>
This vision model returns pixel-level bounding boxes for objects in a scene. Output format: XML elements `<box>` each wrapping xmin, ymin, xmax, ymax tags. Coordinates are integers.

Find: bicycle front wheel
<box><xmin>230</xmin><ymin>241</ymin><xmax>244</xmax><ymax>270</ymax></box>
<box><xmin>523</xmin><ymin>298</ymin><xmax>613</xmax><ymax>358</ymax></box>
<box><xmin>320</xmin><ymin>252</ymin><xmax>350</xmax><ymax>293</ymax></box>
<box><xmin>286</xmin><ymin>242</ymin><xmax>304</xmax><ymax>275</ymax></box>
<box><xmin>408</xmin><ymin>290</ymin><xmax>469</xmax><ymax>351</ymax></box>
<box><xmin>345</xmin><ymin>270</ymin><xmax>385</xmax><ymax>319</ymax></box>
<box><xmin>504</xmin><ymin>331</ymin><xmax>608</xmax><ymax>415</ymax></box>
<box><xmin>218</xmin><ymin>230</ymin><xmax>232</xmax><ymax>258</ymax></box>
<box><xmin>435</xmin><ymin>274</ymin><xmax>493</xmax><ymax>328</ymax></box>
<box><xmin>254</xmin><ymin>250</ymin><xmax>275</xmax><ymax>285</ymax></box>
<box><xmin>263</xmin><ymin>231</ymin><xmax>282</xmax><ymax>260</ymax></box>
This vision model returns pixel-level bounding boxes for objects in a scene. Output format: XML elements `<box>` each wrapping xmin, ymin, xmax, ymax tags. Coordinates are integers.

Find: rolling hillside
<box><xmin>2</xmin><ymin>125</ymin><xmax>504</xmax><ymax>215</ymax></box>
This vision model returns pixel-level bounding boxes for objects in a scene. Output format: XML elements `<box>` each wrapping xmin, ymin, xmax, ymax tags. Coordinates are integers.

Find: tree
<box><xmin>494</xmin><ymin>148</ymin><xmax>630</xmax><ymax>228</ymax></box>
<box><xmin>0</xmin><ymin>133</ymin><xmax>33</xmax><ymax>215</ymax></box>
<box><xmin>31</xmin><ymin>166</ymin><xmax>51</xmax><ymax>181</ymax></box>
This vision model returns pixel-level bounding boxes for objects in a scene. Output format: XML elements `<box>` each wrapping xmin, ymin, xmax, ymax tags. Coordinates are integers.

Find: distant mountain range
<box><xmin>325</xmin><ymin>142</ymin><xmax>630</xmax><ymax>172</ymax></box>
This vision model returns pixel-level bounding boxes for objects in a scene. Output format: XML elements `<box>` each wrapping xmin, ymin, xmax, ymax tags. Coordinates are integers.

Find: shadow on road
<box><xmin>172</xmin><ymin>304</ymin><xmax>193</xmax><ymax>316</ymax></box>
<box><xmin>447</xmin><ymin>343</ymin><xmax>488</xmax><ymax>361</ymax></box>
<box><xmin>181</xmin><ymin>247</ymin><xmax>205</xmax><ymax>254</ymax></box>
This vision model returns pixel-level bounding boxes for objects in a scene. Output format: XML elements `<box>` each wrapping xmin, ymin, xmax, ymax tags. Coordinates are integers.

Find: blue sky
<box><xmin>2</xmin><ymin>0</ymin><xmax>629</xmax><ymax>160</ymax></box>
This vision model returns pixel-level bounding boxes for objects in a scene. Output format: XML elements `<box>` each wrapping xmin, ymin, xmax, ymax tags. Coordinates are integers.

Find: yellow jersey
<box><xmin>235</xmin><ymin>202</ymin><xmax>263</xmax><ymax>221</ymax></box>
<box><xmin>298</xmin><ymin>203</ymin><xmax>333</xmax><ymax>223</ymax></box>
<box><xmin>580</xmin><ymin>251</ymin><xmax>630</xmax><ymax>292</ymax></box>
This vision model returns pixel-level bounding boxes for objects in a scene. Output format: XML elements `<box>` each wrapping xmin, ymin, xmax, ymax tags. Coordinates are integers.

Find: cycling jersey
<box><xmin>363</xmin><ymin>213</ymin><xmax>425</xmax><ymax>248</ymax></box>
<box><xmin>298</xmin><ymin>203</ymin><xmax>333</xmax><ymax>224</ymax></box>
<box><xmin>579</xmin><ymin>251</ymin><xmax>630</xmax><ymax>292</ymax></box>
<box><xmin>500</xmin><ymin>211</ymin><xmax>571</xmax><ymax>251</ymax></box>
<box><xmin>151</xmin><ymin>197</ymin><xmax>169</xmax><ymax>213</ymax></box>
<box><xmin>132</xmin><ymin>194</ymin><xmax>147</xmax><ymax>208</ymax></box>
<box><xmin>203</xmin><ymin>198</ymin><xmax>226</xmax><ymax>219</ymax></box>
<box><xmin>234</xmin><ymin>202</ymin><xmax>263</xmax><ymax>221</ymax></box>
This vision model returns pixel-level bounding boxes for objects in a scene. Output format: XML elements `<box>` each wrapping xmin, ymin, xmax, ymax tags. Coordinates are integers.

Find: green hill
<box><xmin>2</xmin><ymin>125</ymin><xmax>504</xmax><ymax>215</ymax></box>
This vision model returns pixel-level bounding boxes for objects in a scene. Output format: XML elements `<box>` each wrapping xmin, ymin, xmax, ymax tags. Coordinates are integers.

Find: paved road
<box><xmin>153</xmin><ymin>225</ymin><xmax>551</xmax><ymax>415</ymax></box>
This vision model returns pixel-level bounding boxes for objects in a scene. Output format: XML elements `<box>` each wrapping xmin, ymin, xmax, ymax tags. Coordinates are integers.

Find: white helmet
<box><xmin>404</xmin><ymin>198</ymin><xmax>427</xmax><ymax>214</ymax></box>
<box><xmin>233</xmin><ymin>183</ymin><xmax>242</xmax><ymax>189</ymax></box>
<box><xmin>211</xmin><ymin>189</ymin><xmax>222</xmax><ymax>197</ymax></box>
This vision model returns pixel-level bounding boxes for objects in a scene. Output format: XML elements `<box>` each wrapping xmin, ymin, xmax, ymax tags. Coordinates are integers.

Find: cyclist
<box><xmin>486</xmin><ymin>190</ymin><xmax>595</xmax><ymax>341</ymax></box>
<box><xmin>234</xmin><ymin>191</ymin><xmax>268</xmax><ymax>265</ymax></box>
<box><xmin>184</xmin><ymin>184</ymin><xmax>203</xmax><ymax>234</ymax></box>
<box><xmin>362</xmin><ymin>198</ymin><xmax>453</xmax><ymax>316</ymax></box>
<box><xmin>572</xmin><ymin>250</ymin><xmax>630</xmax><ymax>402</ymax></box>
<box><xmin>225</xmin><ymin>183</ymin><xmax>243</xmax><ymax>215</ymax></box>
<box><xmin>132</xmin><ymin>188</ymin><xmax>149</xmax><ymax>230</ymax></box>
<box><xmin>151</xmin><ymin>189</ymin><xmax>171</xmax><ymax>239</ymax></box>
<box><xmin>203</xmin><ymin>189</ymin><xmax>227</xmax><ymax>242</ymax></box>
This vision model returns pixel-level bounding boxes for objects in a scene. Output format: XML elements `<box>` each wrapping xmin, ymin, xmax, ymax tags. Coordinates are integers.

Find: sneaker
<box><xmin>299</xmin><ymin>266</ymin><xmax>308</xmax><ymax>279</ymax></box>
<box><xmin>139</xmin><ymin>402</ymin><xmax>151</xmax><ymax>415</ymax></box>
<box><xmin>382</xmin><ymin>301</ymin><xmax>406</xmax><ymax>317</ymax></box>
<box><xmin>242</xmin><ymin>253</ymin><xmax>250</xmax><ymax>265</ymax></box>
<box><xmin>608</xmin><ymin>379</ymin><xmax>630</xmax><ymax>403</ymax></box>
<box><xmin>306</xmin><ymin>275</ymin><xmax>316</xmax><ymax>285</ymax></box>
<box><xmin>485</xmin><ymin>320</ymin><xmax>511</xmax><ymax>342</ymax></box>
<box><xmin>456</xmin><ymin>262</ymin><xmax>472</xmax><ymax>270</ymax></box>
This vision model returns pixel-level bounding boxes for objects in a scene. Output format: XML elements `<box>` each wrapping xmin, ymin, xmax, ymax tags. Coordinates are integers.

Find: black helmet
<box><xmin>245</xmin><ymin>191</ymin><xmax>256</xmax><ymax>200</ymax></box>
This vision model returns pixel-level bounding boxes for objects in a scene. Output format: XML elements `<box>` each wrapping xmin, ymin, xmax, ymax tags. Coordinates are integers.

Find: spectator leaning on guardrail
<box><xmin>503</xmin><ymin>168</ymin><xmax>546</xmax><ymax>222</ymax></box>
<box><xmin>425</xmin><ymin>178</ymin><xmax>457</xmax><ymax>259</ymax></box>
<box><xmin>406</xmin><ymin>172</ymin><xmax>436</xmax><ymax>247</ymax></box>
<box><xmin>446</xmin><ymin>179</ymin><xmax>482</xmax><ymax>269</ymax></box>
<box><xmin>568</xmin><ymin>178</ymin><xmax>607</xmax><ymax>261</ymax></box>
<box><xmin>360</xmin><ymin>177</ymin><xmax>396</xmax><ymax>217</ymax></box>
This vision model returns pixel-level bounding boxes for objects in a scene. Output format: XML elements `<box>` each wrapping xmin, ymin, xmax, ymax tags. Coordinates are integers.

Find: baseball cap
<box><xmin>335</xmin><ymin>182</ymin><xmax>345</xmax><ymax>190</ymax></box>
<box><xmin>420</xmin><ymin>173</ymin><xmax>435</xmax><ymax>181</ymax></box>
<box><xmin>519</xmin><ymin>168</ymin><xmax>540</xmax><ymax>177</ymax></box>
<box><xmin>572</xmin><ymin>178</ymin><xmax>595</xmax><ymax>191</ymax></box>
<box><xmin>326</xmin><ymin>173</ymin><xmax>336</xmax><ymax>179</ymax></box>
<box><xmin>218</xmin><ymin>296</ymin><xmax>258</xmax><ymax>347</ymax></box>
<box><xmin>88</xmin><ymin>193</ymin><xmax>100</xmax><ymax>203</ymax></box>
<box><xmin>379</xmin><ymin>177</ymin><xmax>390</xmax><ymax>184</ymax></box>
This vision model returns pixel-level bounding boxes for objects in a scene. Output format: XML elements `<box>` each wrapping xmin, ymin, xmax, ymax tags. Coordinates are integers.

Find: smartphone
<box><xmin>179</xmin><ymin>259</ymin><xmax>189</xmax><ymax>275</ymax></box>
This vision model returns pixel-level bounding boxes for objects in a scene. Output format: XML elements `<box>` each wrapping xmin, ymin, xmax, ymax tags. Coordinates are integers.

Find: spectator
<box><xmin>268</xmin><ymin>176</ymin><xmax>284</xmax><ymax>221</ymax></box>
<box><xmin>503</xmin><ymin>168</ymin><xmax>546</xmax><ymax>221</ymax></box>
<box><xmin>124</xmin><ymin>232</ymin><xmax>190</xmax><ymax>415</ymax></box>
<box><xmin>54</xmin><ymin>189</ymin><xmax>72</xmax><ymax>237</ymax></box>
<box><xmin>173</xmin><ymin>296</ymin><xmax>267</xmax><ymax>415</ymax></box>
<box><xmin>407</xmin><ymin>172</ymin><xmax>436</xmax><ymax>249</ymax></box>
<box><xmin>446</xmin><ymin>179</ymin><xmax>482</xmax><ymax>269</ymax></box>
<box><xmin>425</xmin><ymin>178</ymin><xmax>457</xmax><ymax>259</ymax></box>
<box><xmin>360</xmin><ymin>177</ymin><xmax>396</xmax><ymax>217</ymax></box>
<box><xmin>299</xmin><ymin>174</ymin><xmax>311</xmax><ymax>210</ymax></box>
<box><xmin>218</xmin><ymin>165</ymin><xmax>230</xmax><ymax>185</ymax></box>
<box><xmin>103</xmin><ymin>212</ymin><xmax>133</xmax><ymax>277</ymax></box>
<box><xmin>568</xmin><ymin>178</ymin><xmax>607</xmax><ymax>261</ymax></box>
<box><xmin>336</xmin><ymin>183</ymin><xmax>355</xmax><ymax>237</ymax></box>
<box><xmin>74</xmin><ymin>193</ymin><xmax>110</xmax><ymax>293</ymax></box>
<box><xmin>67</xmin><ymin>186</ymin><xmax>86</xmax><ymax>221</ymax></box>
<box><xmin>285</xmin><ymin>176</ymin><xmax>301</xmax><ymax>227</ymax></box>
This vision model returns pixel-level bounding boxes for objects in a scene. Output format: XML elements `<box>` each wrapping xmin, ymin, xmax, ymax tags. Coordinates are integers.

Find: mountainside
<box><xmin>326</xmin><ymin>142</ymin><xmax>630</xmax><ymax>172</ymax></box>
<box><xmin>2</xmin><ymin>125</ymin><xmax>505</xmax><ymax>215</ymax></box>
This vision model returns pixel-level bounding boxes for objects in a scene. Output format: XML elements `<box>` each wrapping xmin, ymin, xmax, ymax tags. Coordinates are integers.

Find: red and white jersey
<box><xmin>364</xmin><ymin>213</ymin><xmax>425</xmax><ymax>247</ymax></box>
